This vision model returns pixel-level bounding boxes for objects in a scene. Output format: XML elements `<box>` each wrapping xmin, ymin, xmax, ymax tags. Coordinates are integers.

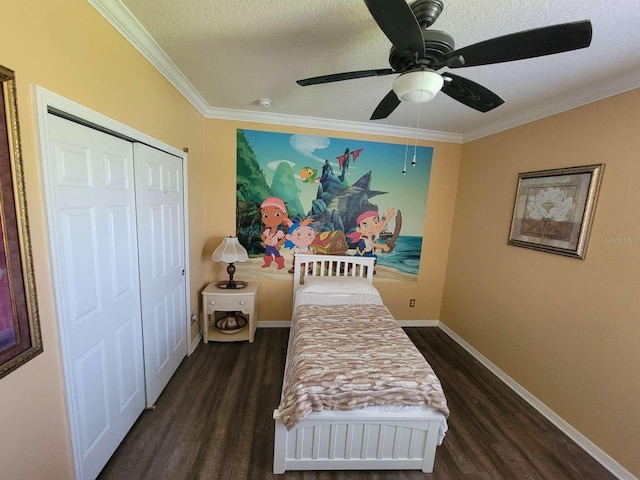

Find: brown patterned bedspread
<box><xmin>277</xmin><ymin>304</ymin><xmax>450</xmax><ymax>430</ymax></box>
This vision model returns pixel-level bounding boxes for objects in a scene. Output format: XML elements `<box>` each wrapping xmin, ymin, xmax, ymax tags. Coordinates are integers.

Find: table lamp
<box><xmin>211</xmin><ymin>236</ymin><xmax>249</xmax><ymax>288</ymax></box>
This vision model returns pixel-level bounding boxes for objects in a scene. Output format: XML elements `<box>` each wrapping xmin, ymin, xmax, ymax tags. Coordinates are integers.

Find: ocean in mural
<box><xmin>377</xmin><ymin>235</ymin><xmax>422</xmax><ymax>275</ymax></box>
<box><xmin>236</xmin><ymin>129</ymin><xmax>433</xmax><ymax>280</ymax></box>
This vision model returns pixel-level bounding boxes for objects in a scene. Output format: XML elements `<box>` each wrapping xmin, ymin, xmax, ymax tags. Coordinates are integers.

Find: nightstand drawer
<box><xmin>205</xmin><ymin>296</ymin><xmax>252</xmax><ymax>313</ymax></box>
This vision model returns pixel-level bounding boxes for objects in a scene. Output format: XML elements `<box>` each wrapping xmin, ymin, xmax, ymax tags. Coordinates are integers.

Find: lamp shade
<box><xmin>211</xmin><ymin>236</ymin><xmax>248</xmax><ymax>264</ymax></box>
<box><xmin>392</xmin><ymin>70</ymin><xmax>444</xmax><ymax>103</ymax></box>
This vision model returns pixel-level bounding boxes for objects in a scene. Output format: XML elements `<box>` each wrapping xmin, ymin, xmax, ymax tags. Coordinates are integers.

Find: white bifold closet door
<box><xmin>45</xmin><ymin>115</ymin><xmax>186</xmax><ymax>480</ymax></box>
<box><xmin>133</xmin><ymin>143</ymin><xmax>186</xmax><ymax>407</ymax></box>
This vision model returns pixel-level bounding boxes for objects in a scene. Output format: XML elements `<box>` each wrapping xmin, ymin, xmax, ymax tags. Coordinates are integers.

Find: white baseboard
<box><xmin>258</xmin><ymin>320</ymin><xmax>290</xmax><ymax>328</ymax></box>
<box><xmin>437</xmin><ymin>321</ymin><xmax>636</xmax><ymax>480</ymax></box>
<box><xmin>189</xmin><ymin>330</ymin><xmax>202</xmax><ymax>355</ymax></box>
<box><xmin>397</xmin><ymin>320</ymin><xmax>439</xmax><ymax>327</ymax></box>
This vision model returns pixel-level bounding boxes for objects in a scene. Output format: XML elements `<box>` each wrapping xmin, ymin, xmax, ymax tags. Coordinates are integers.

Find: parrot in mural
<box><xmin>300</xmin><ymin>166</ymin><xmax>318</xmax><ymax>183</ymax></box>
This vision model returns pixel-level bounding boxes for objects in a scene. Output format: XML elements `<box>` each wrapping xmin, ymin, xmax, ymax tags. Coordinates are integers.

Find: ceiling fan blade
<box><xmin>441</xmin><ymin>73</ymin><xmax>504</xmax><ymax>112</ymax></box>
<box><xmin>364</xmin><ymin>0</ymin><xmax>425</xmax><ymax>57</ymax></box>
<box><xmin>440</xmin><ymin>20</ymin><xmax>592</xmax><ymax>68</ymax></box>
<box><xmin>297</xmin><ymin>69</ymin><xmax>394</xmax><ymax>86</ymax></box>
<box><xmin>370</xmin><ymin>90</ymin><xmax>401</xmax><ymax>120</ymax></box>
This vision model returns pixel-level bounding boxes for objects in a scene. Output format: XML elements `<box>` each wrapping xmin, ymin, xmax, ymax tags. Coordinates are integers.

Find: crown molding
<box><xmin>463</xmin><ymin>70</ymin><xmax>640</xmax><ymax>142</ymax></box>
<box><xmin>205</xmin><ymin>106</ymin><xmax>463</xmax><ymax>143</ymax></box>
<box><xmin>87</xmin><ymin>0</ymin><xmax>211</xmax><ymax>116</ymax></box>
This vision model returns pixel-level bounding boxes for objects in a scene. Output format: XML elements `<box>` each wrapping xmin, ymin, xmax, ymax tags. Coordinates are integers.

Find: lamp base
<box><xmin>215</xmin><ymin>280</ymin><xmax>248</xmax><ymax>289</ymax></box>
<box><xmin>215</xmin><ymin>262</ymin><xmax>248</xmax><ymax>289</ymax></box>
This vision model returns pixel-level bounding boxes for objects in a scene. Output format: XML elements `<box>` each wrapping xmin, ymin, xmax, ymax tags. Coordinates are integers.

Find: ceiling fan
<box><xmin>296</xmin><ymin>0</ymin><xmax>592</xmax><ymax>120</ymax></box>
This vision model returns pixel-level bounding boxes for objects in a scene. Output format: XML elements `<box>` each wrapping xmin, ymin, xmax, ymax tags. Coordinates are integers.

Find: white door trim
<box><xmin>34</xmin><ymin>86</ymin><xmax>192</xmax><ymax>479</ymax></box>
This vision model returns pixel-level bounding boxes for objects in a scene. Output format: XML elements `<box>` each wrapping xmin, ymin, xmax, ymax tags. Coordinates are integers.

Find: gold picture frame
<box><xmin>508</xmin><ymin>164</ymin><xmax>604</xmax><ymax>259</ymax></box>
<box><xmin>0</xmin><ymin>64</ymin><xmax>42</xmax><ymax>379</ymax></box>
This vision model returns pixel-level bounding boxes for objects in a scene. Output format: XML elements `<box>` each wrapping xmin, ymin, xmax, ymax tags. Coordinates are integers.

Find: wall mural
<box><xmin>236</xmin><ymin>129</ymin><xmax>433</xmax><ymax>282</ymax></box>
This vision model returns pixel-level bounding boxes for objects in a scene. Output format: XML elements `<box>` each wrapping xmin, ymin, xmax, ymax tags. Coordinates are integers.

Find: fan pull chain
<box><xmin>412</xmin><ymin>104</ymin><xmax>422</xmax><ymax>167</ymax></box>
<box><xmin>402</xmin><ymin>144</ymin><xmax>408</xmax><ymax>175</ymax></box>
<box><xmin>402</xmin><ymin>104</ymin><xmax>415</xmax><ymax>175</ymax></box>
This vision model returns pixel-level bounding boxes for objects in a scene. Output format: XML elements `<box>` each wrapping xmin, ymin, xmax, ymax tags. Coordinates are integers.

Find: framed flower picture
<box><xmin>508</xmin><ymin>164</ymin><xmax>604</xmax><ymax>259</ymax></box>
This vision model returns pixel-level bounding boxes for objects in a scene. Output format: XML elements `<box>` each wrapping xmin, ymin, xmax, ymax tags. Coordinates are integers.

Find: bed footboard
<box><xmin>273</xmin><ymin>409</ymin><xmax>445</xmax><ymax>474</ymax></box>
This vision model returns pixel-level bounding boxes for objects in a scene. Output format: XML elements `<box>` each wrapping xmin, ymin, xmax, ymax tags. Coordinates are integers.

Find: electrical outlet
<box><xmin>409</xmin><ymin>299</ymin><xmax>415</xmax><ymax>307</ymax></box>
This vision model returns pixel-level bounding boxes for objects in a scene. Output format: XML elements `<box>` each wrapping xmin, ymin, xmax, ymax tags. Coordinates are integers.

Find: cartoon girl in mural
<box><xmin>260</xmin><ymin>196</ymin><xmax>291</xmax><ymax>269</ymax></box>
<box><xmin>284</xmin><ymin>218</ymin><xmax>315</xmax><ymax>273</ymax></box>
<box><xmin>347</xmin><ymin>207</ymin><xmax>396</xmax><ymax>257</ymax></box>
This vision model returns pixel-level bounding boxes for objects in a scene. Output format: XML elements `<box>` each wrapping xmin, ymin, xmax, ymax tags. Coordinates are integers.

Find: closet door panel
<box><xmin>134</xmin><ymin>143</ymin><xmax>187</xmax><ymax>407</ymax></box>
<box><xmin>60</xmin><ymin>207</ymin><xmax>100</xmax><ymax>322</ymax></box>
<box><xmin>46</xmin><ymin>115</ymin><xmax>145</xmax><ymax>480</ymax></box>
<box><xmin>107</xmin><ymin>206</ymin><xmax>137</xmax><ymax>298</ymax></box>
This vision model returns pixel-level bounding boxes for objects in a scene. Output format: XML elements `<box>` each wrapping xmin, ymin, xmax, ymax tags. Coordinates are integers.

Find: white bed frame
<box><xmin>291</xmin><ymin>252</ymin><xmax>375</xmax><ymax>292</ymax></box>
<box><xmin>273</xmin><ymin>254</ymin><xmax>446</xmax><ymax>474</ymax></box>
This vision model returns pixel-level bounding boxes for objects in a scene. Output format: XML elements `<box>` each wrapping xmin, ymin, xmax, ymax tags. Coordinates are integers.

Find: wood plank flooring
<box><xmin>98</xmin><ymin>328</ymin><xmax>616</xmax><ymax>480</ymax></box>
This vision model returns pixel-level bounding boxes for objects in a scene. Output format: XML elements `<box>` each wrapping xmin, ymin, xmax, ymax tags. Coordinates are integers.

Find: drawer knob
<box><xmin>209</xmin><ymin>301</ymin><xmax>215</xmax><ymax>305</ymax></box>
<box><xmin>239</xmin><ymin>300</ymin><xmax>245</xmax><ymax>305</ymax></box>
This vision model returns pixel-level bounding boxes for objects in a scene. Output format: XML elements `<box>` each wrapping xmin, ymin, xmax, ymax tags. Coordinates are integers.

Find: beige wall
<box><xmin>0</xmin><ymin>1</ymin><xmax>210</xmax><ymax>478</ymax></box>
<box><xmin>442</xmin><ymin>89</ymin><xmax>640</xmax><ymax>476</ymax></box>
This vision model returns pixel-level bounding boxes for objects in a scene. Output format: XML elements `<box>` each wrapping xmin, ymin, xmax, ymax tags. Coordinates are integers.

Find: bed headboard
<box><xmin>292</xmin><ymin>254</ymin><xmax>376</xmax><ymax>296</ymax></box>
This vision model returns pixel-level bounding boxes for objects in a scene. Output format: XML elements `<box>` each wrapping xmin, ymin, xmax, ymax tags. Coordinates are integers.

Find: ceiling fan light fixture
<box><xmin>392</xmin><ymin>70</ymin><xmax>443</xmax><ymax>103</ymax></box>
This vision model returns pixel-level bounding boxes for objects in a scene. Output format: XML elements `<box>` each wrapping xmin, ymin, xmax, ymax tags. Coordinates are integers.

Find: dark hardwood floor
<box><xmin>98</xmin><ymin>328</ymin><xmax>616</xmax><ymax>480</ymax></box>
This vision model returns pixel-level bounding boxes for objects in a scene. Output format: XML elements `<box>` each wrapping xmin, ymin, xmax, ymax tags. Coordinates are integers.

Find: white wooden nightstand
<box><xmin>202</xmin><ymin>282</ymin><xmax>258</xmax><ymax>343</ymax></box>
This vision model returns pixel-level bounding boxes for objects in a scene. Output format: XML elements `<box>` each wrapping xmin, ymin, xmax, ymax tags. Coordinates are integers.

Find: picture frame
<box><xmin>508</xmin><ymin>164</ymin><xmax>604</xmax><ymax>259</ymax></box>
<box><xmin>0</xmin><ymin>64</ymin><xmax>42</xmax><ymax>379</ymax></box>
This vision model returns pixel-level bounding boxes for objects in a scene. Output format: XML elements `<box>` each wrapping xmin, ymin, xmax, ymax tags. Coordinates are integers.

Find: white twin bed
<box><xmin>273</xmin><ymin>254</ymin><xmax>449</xmax><ymax>474</ymax></box>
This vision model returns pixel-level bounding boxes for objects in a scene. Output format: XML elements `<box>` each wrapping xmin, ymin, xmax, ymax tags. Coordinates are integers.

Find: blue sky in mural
<box><xmin>244</xmin><ymin>130</ymin><xmax>433</xmax><ymax>237</ymax></box>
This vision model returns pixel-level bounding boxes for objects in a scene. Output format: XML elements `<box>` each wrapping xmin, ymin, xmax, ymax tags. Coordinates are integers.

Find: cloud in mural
<box><xmin>267</xmin><ymin>160</ymin><xmax>303</xmax><ymax>179</ymax></box>
<box><xmin>267</xmin><ymin>160</ymin><xmax>295</xmax><ymax>171</ymax></box>
<box><xmin>289</xmin><ymin>135</ymin><xmax>331</xmax><ymax>165</ymax></box>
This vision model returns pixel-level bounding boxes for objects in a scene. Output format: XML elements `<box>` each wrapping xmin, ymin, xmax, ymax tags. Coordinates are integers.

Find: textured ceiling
<box><xmin>93</xmin><ymin>0</ymin><xmax>640</xmax><ymax>141</ymax></box>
